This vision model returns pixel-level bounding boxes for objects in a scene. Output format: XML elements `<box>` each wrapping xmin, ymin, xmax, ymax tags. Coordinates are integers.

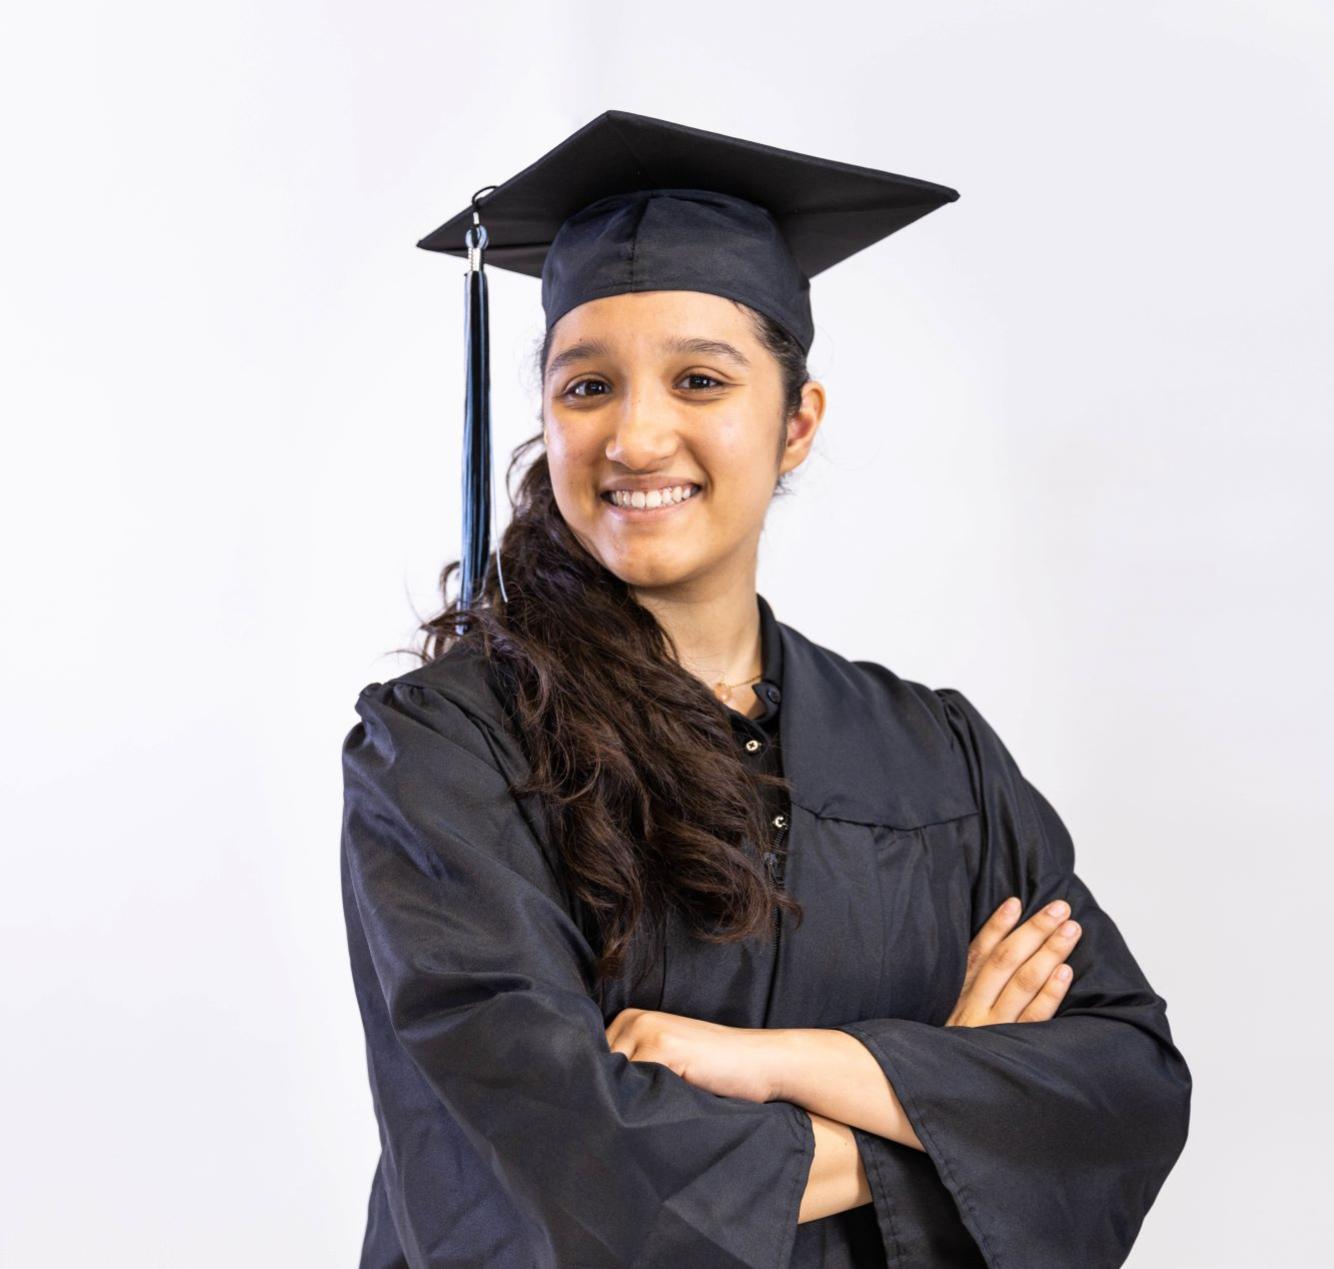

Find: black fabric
<box><xmin>340</xmin><ymin>593</ymin><xmax>1192</xmax><ymax>1268</ymax></box>
<box><xmin>416</xmin><ymin>109</ymin><xmax>961</xmax><ymax>355</ymax></box>
<box><xmin>541</xmin><ymin>186</ymin><xmax>815</xmax><ymax>357</ymax></box>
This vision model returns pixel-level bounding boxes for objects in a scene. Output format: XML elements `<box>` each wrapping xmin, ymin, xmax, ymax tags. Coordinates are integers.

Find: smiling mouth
<box><xmin>601</xmin><ymin>483</ymin><xmax>702</xmax><ymax>515</ymax></box>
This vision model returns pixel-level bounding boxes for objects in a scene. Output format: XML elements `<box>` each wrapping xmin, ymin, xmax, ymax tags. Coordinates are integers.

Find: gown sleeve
<box><xmin>833</xmin><ymin>687</ymin><xmax>1193</xmax><ymax>1269</ymax></box>
<box><xmin>340</xmin><ymin>679</ymin><xmax>816</xmax><ymax>1269</ymax></box>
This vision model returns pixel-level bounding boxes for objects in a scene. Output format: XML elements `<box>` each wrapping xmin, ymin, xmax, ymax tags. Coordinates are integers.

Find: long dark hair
<box><xmin>410</xmin><ymin>303</ymin><xmax>810</xmax><ymax>990</ymax></box>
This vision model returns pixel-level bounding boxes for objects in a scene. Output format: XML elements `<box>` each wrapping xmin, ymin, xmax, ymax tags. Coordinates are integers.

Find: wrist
<box><xmin>764</xmin><ymin>1026</ymin><xmax>816</xmax><ymax>1104</ymax></box>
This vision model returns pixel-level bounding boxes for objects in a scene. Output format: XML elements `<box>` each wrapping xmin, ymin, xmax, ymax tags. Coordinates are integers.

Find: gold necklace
<box><xmin>712</xmin><ymin>672</ymin><xmax>763</xmax><ymax>706</ymax></box>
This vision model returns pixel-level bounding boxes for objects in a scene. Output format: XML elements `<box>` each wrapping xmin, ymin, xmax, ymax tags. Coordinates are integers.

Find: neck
<box><xmin>630</xmin><ymin>574</ymin><xmax>763</xmax><ymax>716</ymax></box>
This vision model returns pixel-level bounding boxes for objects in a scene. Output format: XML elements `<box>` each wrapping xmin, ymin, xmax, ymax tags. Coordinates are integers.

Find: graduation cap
<box><xmin>418</xmin><ymin>108</ymin><xmax>960</xmax><ymax>621</ymax></box>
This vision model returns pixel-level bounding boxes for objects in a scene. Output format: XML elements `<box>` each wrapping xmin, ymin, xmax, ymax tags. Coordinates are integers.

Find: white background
<box><xmin>3</xmin><ymin>1</ymin><xmax>1329</xmax><ymax>1263</ymax></box>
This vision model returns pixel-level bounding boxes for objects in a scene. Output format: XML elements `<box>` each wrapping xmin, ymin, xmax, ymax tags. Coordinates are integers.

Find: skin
<box><xmin>540</xmin><ymin>289</ymin><xmax>1080</xmax><ymax>1225</ymax></box>
<box><xmin>542</xmin><ymin>289</ymin><xmax>823</xmax><ymax>692</ymax></box>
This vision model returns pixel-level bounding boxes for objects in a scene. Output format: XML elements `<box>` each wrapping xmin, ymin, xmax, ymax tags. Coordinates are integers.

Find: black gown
<box><xmin>340</xmin><ymin>593</ymin><xmax>1192</xmax><ymax>1268</ymax></box>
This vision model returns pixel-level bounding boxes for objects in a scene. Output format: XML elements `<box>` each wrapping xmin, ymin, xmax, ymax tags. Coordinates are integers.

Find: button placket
<box><xmin>730</xmin><ymin>690</ymin><xmax>785</xmax><ymax>886</ymax></box>
<box><xmin>761</xmin><ymin>807</ymin><xmax>791</xmax><ymax>885</ymax></box>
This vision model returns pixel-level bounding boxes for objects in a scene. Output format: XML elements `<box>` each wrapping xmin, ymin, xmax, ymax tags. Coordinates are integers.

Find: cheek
<box><xmin>702</xmin><ymin>422</ymin><xmax>778</xmax><ymax>506</ymax></box>
<box><xmin>715</xmin><ymin>473</ymin><xmax>778</xmax><ymax>533</ymax></box>
<box><xmin>544</xmin><ymin>425</ymin><xmax>598</xmax><ymax>493</ymax></box>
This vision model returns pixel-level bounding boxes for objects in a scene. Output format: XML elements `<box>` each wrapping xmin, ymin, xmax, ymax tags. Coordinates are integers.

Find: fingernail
<box><xmin>1003</xmin><ymin>897</ymin><xmax>1020</xmax><ymax>915</ymax></box>
<box><xmin>1046</xmin><ymin>900</ymin><xmax>1068</xmax><ymax>919</ymax></box>
<box><xmin>1056</xmin><ymin>965</ymin><xmax>1073</xmax><ymax>982</ymax></box>
<box><xmin>1061</xmin><ymin>920</ymin><xmax>1079</xmax><ymax>937</ymax></box>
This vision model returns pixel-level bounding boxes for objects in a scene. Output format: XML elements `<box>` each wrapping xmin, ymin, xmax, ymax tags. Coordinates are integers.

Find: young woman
<box><xmin>340</xmin><ymin>112</ymin><xmax>1192</xmax><ymax>1269</ymax></box>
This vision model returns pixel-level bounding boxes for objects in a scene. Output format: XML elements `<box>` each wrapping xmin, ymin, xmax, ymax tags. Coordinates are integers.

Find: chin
<box><xmin>599</xmin><ymin>549</ymin><xmax>707</xmax><ymax>591</ymax></box>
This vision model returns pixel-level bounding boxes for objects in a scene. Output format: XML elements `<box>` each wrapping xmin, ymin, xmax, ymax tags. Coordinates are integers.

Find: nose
<box><xmin>603</xmin><ymin>390</ymin><xmax>680</xmax><ymax>469</ymax></box>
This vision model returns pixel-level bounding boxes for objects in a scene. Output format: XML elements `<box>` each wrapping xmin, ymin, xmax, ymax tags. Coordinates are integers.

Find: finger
<box><xmin>1016</xmin><ymin>961</ymin><xmax>1075</xmax><ymax>1023</ymax></box>
<box><xmin>960</xmin><ymin>897</ymin><xmax>1024</xmax><ymax>995</ymax></box>
<box><xmin>992</xmin><ymin>916</ymin><xmax>1082</xmax><ymax>1021</ymax></box>
<box><xmin>968</xmin><ymin>898</ymin><xmax>1075</xmax><ymax>1012</ymax></box>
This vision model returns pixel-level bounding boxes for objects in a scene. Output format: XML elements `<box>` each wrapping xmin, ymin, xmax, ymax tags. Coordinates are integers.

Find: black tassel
<box><xmin>457</xmin><ymin>186</ymin><xmax>506</xmax><ymax>633</ymax></box>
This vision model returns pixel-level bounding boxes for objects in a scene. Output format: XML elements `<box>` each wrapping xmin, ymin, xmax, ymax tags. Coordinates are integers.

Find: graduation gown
<box><xmin>340</xmin><ymin>594</ymin><xmax>1192</xmax><ymax>1268</ymax></box>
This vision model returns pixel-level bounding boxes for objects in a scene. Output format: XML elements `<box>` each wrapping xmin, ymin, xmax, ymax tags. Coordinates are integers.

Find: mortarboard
<box><xmin>417</xmin><ymin>109</ymin><xmax>960</xmax><ymax>620</ymax></box>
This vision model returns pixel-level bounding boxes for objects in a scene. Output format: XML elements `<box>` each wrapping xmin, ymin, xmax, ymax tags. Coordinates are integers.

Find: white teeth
<box><xmin>608</xmin><ymin>484</ymin><xmax>698</xmax><ymax>508</ymax></box>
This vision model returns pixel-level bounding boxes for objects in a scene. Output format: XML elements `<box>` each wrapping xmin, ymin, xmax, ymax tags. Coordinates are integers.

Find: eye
<box><xmin>561</xmin><ymin>372</ymin><xmax>728</xmax><ymax>400</ymax></box>
<box><xmin>564</xmin><ymin>378</ymin><xmax>609</xmax><ymax>399</ymax></box>
<box><xmin>680</xmin><ymin>372</ymin><xmax>726</xmax><ymax>391</ymax></box>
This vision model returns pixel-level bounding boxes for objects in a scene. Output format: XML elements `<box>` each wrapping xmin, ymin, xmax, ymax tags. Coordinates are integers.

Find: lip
<box><xmin>600</xmin><ymin>483</ymin><xmax>702</xmax><ymax>519</ymax></box>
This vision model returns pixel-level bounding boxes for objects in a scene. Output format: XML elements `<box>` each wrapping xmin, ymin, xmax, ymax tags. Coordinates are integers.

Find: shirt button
<box><xmin>744</xmin><ymin>738</ymin><xmax>761</xmax><ymax>752</ymax></box>
<box><xmin>773</xmin><ymin>813</ymin><xmax>788</xmax><ymax>830</ymax></box>
<box><xmin>766</xmin><ymin>686</ymin><xmax>781</xmax><ymax>704</ymax></box>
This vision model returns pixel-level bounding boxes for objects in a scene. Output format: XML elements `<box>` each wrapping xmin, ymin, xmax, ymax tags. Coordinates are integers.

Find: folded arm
<box><xmin>772</xmin><ymin>1027</ymin><xmax>924</xmax><ymax>1150</ymax></box>
<box><xmin>828</xmin><ymin>688</ymin><xmax>1193</xmax><ymax>1268</ymax></box>
<box><xmin>800</xmin><ymin>1111</ymin><xmax>875</xmax><ymax>1223</ymax></box>
<box><xmin>341</xmin><ymin>680</ymin><xmax>817</xmax><ymax>1269</ymax></box>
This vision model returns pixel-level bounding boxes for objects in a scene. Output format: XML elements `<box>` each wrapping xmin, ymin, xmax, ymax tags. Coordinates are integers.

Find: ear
<box><xmin>778</xmin><ymin>380</ymin><xmax>827</xmax><ymax>479</ymax></box>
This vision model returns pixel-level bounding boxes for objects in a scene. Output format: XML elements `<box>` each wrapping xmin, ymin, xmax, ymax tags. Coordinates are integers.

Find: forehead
<box><xmin>546</xmin><ymin>291</ymin><xmax>758</xmax><ymax>375</ymax></box>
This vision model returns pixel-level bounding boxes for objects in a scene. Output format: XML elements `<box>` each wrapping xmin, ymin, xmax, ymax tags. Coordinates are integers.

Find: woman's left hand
<box><xmin>605</xmin><ymin>1007</ymin><xmax>782</xmax><ymax>1103</ymax></box>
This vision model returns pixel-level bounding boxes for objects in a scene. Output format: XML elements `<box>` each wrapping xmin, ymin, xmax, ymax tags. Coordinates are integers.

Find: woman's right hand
<box><xmin>945</xmin><ymin>897</ymin><xmax>1082</xmax><ymax>1027</ymax></box>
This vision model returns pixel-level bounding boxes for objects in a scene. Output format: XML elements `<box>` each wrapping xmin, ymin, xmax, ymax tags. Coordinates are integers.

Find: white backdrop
<box><xmin>3</xmin><ymin>1</ymin><xmax>1329</xmax><ymax>1264</ymax></box>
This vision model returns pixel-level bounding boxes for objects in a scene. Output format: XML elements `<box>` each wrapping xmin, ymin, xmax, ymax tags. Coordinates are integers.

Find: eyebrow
<box><xmin>545</xmin><ymin>335</ymin><xmax>752</xmax><ymax>382</ymax></box>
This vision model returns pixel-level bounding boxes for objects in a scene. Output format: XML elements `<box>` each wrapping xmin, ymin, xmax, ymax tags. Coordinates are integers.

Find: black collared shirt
<box><xmin>722</xmin><ymin>593</ymin><xmax>790</xmax><ymax>885</ymax></box>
